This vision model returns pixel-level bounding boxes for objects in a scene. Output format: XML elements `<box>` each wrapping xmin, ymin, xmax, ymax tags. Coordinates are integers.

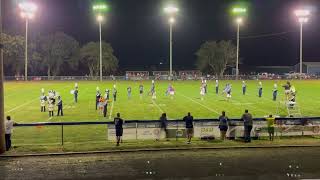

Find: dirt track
<box><xmin>1</xmin><ymin>147</ymin><xmax>320</xmax><ymax>180</ymax></box>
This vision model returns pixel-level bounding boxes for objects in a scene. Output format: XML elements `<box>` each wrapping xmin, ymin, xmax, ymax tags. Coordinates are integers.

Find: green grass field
<box><xmin>4</xmin><ymin>79</ymin><xmax>320</xmax><ymax>123</ymax></box>
<box><xmin>3</xmin><ymin>79</ymin><xmax>320</xmax><ymax>149</ymax></box>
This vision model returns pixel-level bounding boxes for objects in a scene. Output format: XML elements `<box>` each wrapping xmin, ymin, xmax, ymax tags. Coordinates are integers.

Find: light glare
<box><xmin>294</xmin><ymin>9</ymin><xmax>310</xmax><ymax>17</ymax></box>
<box><xmin>232</xmin><ymin>7</ymin><xmax>247</xmax><ymax>14</ymax></box>
<box><xmin>97</xmin><ymin>15</ymin><xmax>104</xmax><ymax>22</ymax></box>
<box><xmin>236</xmin><ymin>17</ymin><xmax>243</xmax><ymax>24</ymax></box>
<box><xmin>169</xmin><ymin>17</ymin><xmax>175</xmax><ymax>24</ymax></box>
<box><xmin>93</xmin><ymin>4</ymin><xmax>108</xmax><ymax>11</ymax></box>
<box><xmin>19</xmin><ymin>1</ymin><xmax>37</xmax><ymax>19</ymax></box>
<box><xmin>164</xmin><ymin>6</ymin><xmax>179</xmax><ymax>14</ymax></box>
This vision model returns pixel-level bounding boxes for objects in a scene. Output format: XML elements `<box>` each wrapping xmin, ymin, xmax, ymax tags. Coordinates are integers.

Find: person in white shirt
<box><xmin>5</xmin><ymin>116</ymin><xmax>15</xmax><ymax>151</ymax></box>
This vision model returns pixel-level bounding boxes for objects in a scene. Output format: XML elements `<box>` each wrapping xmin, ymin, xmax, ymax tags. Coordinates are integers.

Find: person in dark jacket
<box><xmin>114</xmin><ymin>113</ymin><xmax>124</xmax><ymax>146</ymax></box>
<box><xmin>96</xmin><ymin>90</ymin><xmax>101</xmax><ymax>110</ymax></box>
<box><xmin>74</xmin><ymin>89</ymin><xmax>78</xmax><ymax>103</ymax></box>
<box><xmin>57</xmin><ymin>96</ymin><xmax>63</xmax><ymax>116</ymax></box>
<box><xmin>242</xmin><ymin>109</ymin><xmax>253</xmax><ymax>142</ymax></box>
<box><xmin>103</xmin><ymin>100</ymin><xmax>108</xmax><ymax>118</ymax></box>
<box><xmin>159</xmin><ymin>113</ymin><xmax>168</xmax><ymax>140</ymax></box>
<box><xmin>218</xmin><ymin>111</ymin><xmax>228</xmax><ymax>141</ymax></box>
<box><xmin>183</xmin><ymin>112</ymin><xmax>194</xmax><ymax>144</ymax></box>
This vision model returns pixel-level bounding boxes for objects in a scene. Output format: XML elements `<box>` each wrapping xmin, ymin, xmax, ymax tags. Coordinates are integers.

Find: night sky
<box><xmin>2</xmin><ymin>0</ymin><xmax>320</xmax><ymax>70</ymax></box>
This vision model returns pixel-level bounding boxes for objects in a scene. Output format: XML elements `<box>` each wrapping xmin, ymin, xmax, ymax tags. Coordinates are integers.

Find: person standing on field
<box><xmin>273</xmin><ymin>83</ymin><xmax>278</xmax><ymax>101</ymax></box>
<box><xmin>40</xmin><ymin>94</ymin><xmax>47</xmax><ymax>112</ymax></box>
<box><xmin>183</xmin><ymin>112</ymin><xmax>194</xmax><ymax>144</ymax></box>
<box><xmin>114</xmin><ymin>113</ymin><xmax>124</xmax><ymax>146</ymax></box>
<box><xmin>57</xmin><ymin>96</ymin><xmax>63</xmax><ymax>116</ymax></box>
<box><xmin>113</xmin><ymin>85</ymin><xmax>117</xmax><ymax>102</ymax></box>
<box><xmin>74</xmin><ymin>88</ymin><xmax>78</xmax><ymax>103</ymax></box>
<box><xmin>242</xmin><ymin>81</ymin><xmax>247</xmax><ymax>95</ymax></box>
<box><xmin>103</xmin><ymin>99</ymin><xmax>108</xmax><ymax>118</ymax></box>
<box><xmin>258</xmin><ymin>81</ymin><xmax>263</xmax><ymax>98</ymax></box>
<box><xmin>215</xmin><ymin>79</ymin><xmax>219</xmax><ymax>94</ymax></box>
<box><xmin>218</xmin><ymin>111</ymin><xmax>229</xmax><ymax>141</ymax></box>
<box><xmin>242</xmin><ymin>109</ymin><xmax>253</xmax><ymax>143</ymax></box>
<box><xmin>5</xmin><ymin>116</ymin><xmax>16</xmax><ymax>151</ymax></box>
<box><xmin>48</xmin><ymin>98</ymin><xmax>55</xmax><ymax>117</ymax></box>
<box><xmin>96</xmin><ymin>89</ymin><xmax>101</xmax><ymax>110</ymax></box>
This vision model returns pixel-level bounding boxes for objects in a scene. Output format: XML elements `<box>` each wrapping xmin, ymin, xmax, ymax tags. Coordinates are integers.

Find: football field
<box><xmin>4</xmin><ymin>79</ymin><xmax>320</xmax><ymax>123</ymax></box>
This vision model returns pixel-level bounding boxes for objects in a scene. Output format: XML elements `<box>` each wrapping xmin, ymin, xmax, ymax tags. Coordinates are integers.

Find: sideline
<box><xmin>1</xmin><ymin>144</ymin><xmax>320</xmax><ymax>158</ymax></box>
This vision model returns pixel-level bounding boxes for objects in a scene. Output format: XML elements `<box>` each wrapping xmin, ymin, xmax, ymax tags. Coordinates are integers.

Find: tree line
<box><xmin>2</xmin><ymin>31</ymin><xmax>236</xmax><ymax>76</ymax></box>
<box><xmin>1</xmin><ymin>32</ymin><xmax>118</xmax><ymax>77</ymax></box>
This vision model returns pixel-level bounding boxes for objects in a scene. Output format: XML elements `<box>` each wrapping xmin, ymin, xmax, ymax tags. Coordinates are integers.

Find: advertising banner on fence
<box><xmin>107</xmin><ymin>120</ymin><xmax>320</xmax><ymax>141</ymax></box>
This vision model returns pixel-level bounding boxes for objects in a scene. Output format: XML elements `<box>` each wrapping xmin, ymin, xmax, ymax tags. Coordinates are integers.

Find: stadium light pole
<box><xmin>97</xmin><ymin>15</ymin><xmax>103</xmax><ymax>82</ymax></box>
<box><xmin>235</xmin><ymin>17</ymin><xmax>243</xmax><ymax>80</ymax></box>
<box><xmin>93</xmin><ymin>3</ymin><xmax>107</xmax><ymax>82</ymax></box>
<box><xmin>232</xmin><ymin>7</ymin><xmax>246</xmax><ymax>80</ymax></box>
<box><xmin>0</xmin><ymin>0</ymin><xmax>6</xmax><ymax>154</ymax></box>
<box><xmin>164</xmin><ymin>6</ymin><xmax>179</xmax><ymax>80</ymax></box>
<box><xmin>294</xmin><ymin>9</ymin><xmax>310</xmax><ymax>78</ymax></box>
<box><xmin>19</xmin><ymin>1</ymin><xmax>37</xmax><ymax>81</ymax></box>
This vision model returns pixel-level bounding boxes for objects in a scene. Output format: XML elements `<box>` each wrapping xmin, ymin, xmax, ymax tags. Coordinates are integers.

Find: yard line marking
<box><xmin>109</xmin><ymin>100</ymin><xmax>114</xmax><ymax>120</ymax></box>
<box><xmin>5</xmin><ymin>98</ymin><xmax>38</xmax><ymax>113</ymax></box>
<box><xmin>151</xmin><ymin>99</ymin><xmax>164</xmax><ymax>113</ymax></box>
<box><xmin>177</xmin><ymin>93</ymin><xmax>220</xmax><ymax>115</ymax></box>
<box><xmin>151</xmin><ymin>99</ymin><xmax>171</xmax><ymax>119</ymax></box>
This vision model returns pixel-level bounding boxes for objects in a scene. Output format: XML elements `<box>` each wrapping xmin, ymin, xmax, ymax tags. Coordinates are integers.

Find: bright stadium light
<box><xmin>294</xmin><ymin>8</ymin><xmax>311</xmax><ymax>78</ymax></box>
<box><xmin>97</xmin><ymin>14</ymin><xmax>104</xmax><ymax>22</ymax></box>
<box><xmin>232</xmin><ymin>7</ymin><xmax>247</xmax><ymax>14</ymax></box>
<box><xmin>169</xmin><ymin>17</ymin><xmax>175</xmax><ymax>24</ymax></box>
<box><xmin>93</xmin><ymin>4</ymin><xmax>108</xmax><ymax>11</ymax></box>
<box><xmin>164</xmin><ymin>5</ymin><xmax>179</xmax><ymax>80</ymax></box>
<box><xmin>93</xmin><ymin>2</ymin><xmax>108</xmax><ymax>82</ymax></box>
<box><xmin>236</xmin><ymin>17</ymin><xmax>243</xmax><ymax>24</ymax></box>
<box><xmin>19</xmin><ymin>1</ymin><xmax>37</xmax><ymax>81</ymax></box>
<box><xmin>164</xmin><ymin>6</ymin><xmax>179</xmax><ymax>14</ymax></box>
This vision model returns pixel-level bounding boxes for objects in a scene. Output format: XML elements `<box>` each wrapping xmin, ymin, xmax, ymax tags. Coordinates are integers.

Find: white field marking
<box><xmin>151</xmin><ymin>99</ymin><xmax>171</xmax><ymax>119</ymax></box>
<box><xmin>5</xmin><ymin>98</ymin><xmax>38</xmax><ymax>113</ymax></box>
<box><xmin>151</xmin><ymin>99</ymin><xmax>164</xmax><ymax>113</ymax></box>
<box><xmin>246</xmin><ymin>92</ymin><xmax>276</xmax><ymax>103</ymax></box>
<box><xmin>177</xmin><ymin>93</ymin><xmax>220</xmax><ymax>115</ymax></box>
<box><xmin>109</xmin><ymin>100</ymin><xmax>115</xmax><ymax>120</ymax></box>
<box><xmin>228</xmin><ymin>96</ymin><xmax>270</xmax><ymax>114</ymax></box>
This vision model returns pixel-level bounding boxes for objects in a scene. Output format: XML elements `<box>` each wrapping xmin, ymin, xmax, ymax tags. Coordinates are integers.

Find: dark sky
<box><xmin>3</xmin><ymin>0</ymin><xmax>320</xmax><ymax>70</ymax></box>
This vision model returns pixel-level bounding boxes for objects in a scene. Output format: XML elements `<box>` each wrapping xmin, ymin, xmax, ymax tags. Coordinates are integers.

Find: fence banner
<box><xmin>107</xmin><ymin>119</ymin><xmax>320</xmax><ymax>141</ymax></box>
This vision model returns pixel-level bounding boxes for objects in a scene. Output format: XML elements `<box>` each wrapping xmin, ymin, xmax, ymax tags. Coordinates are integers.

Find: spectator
<box><xmin>159</xmin><ymin>113</ymin><xmax>168</xmax><ymax>141</ymax></box>
<box><xmin>241</xmin><ymin>109</ymin><xmax>253</xmax><ymax>143</ymax></box>
<box><xmin>218</xmin><ymin>111</ymin><xmax>229</xmax><ymax>141</ymax></box>
<box><xmin>266</xmin><ymin>114</ymin><xmax>275</xmax><ymax>141</ymax></box>
<box><xmin>5</xmin><ymin>116</ymin><xmax>16</xmax><ymax>151</ymax></box>
<box><xmin>183</xmin><ymin>112</ymin><xmax>194</xmax><ymax>144</ymax></box>
<box><xmin>114</xmin><ymin>113</ymin><xmax>124</xmax><ymax>146</ymax></box>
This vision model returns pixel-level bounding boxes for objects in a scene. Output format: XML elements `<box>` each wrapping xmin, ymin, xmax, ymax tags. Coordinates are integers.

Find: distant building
<box><xmin>294</xmin><ymin>62</ymin><xmax>320</xmax><ymax>75</ymax></box>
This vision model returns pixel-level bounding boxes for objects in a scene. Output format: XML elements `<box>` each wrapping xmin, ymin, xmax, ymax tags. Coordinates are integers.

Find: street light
<box><xmin>164</xmin><ymin>5</ymin><xmax>179</xmax><ymax>80</ymax></box>
<box><xmin>19</xmin><ymin>1</ymin><xmax>37</xmax><ymax>81</ymax></box>
<box><xmin>232</xmin><ymin>7</ymin><xmax>246</xmax><ymax>80</ymax></box>
<box><xmin>93</xmin><ymin>3</ymin><xmax>108</xmax><ymax>82</ymax></box>
<box><xmin>294</xmin><ymin>9</ymin><xmax>310</xmax><ymax>78</ymax></box>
